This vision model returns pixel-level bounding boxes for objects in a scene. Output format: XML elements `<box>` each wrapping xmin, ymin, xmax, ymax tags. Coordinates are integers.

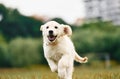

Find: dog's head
<box><xmin>40</xmin><ymin>21</ymin><xmax>72</xmax><ymax>42</ymax></box>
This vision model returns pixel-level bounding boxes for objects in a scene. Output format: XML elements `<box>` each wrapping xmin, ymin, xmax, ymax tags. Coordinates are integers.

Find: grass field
<box><xmin>0</xmin><ymin>65</ymin><xmax>120</xmax><ymax>79</ymax></box>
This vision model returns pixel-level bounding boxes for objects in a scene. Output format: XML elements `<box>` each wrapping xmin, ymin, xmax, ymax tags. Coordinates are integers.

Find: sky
<box><xmin>0</xmin><ymin>0</ymin><xmax>85</xmax><ymax>23</ymax></box>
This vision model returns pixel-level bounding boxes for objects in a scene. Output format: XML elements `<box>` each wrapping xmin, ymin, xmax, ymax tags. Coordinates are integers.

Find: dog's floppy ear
<box><xmin>61</xmin><ymin>24</ymin><xmax>72</xmax><ymax>37</ymax></box>
<box><xmin>40</xmin><ymin>25</ymin><xmax>44</xmax><ymax>31</ymax></box>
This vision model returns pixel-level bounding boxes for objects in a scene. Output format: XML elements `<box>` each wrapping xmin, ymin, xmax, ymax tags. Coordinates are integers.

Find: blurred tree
<box><xmin>72</xmin><ymin>21</ymin><xmax>120</xmax><ymax>62</ymax></box>
<box><xmin>8</xmin><ymin>38</ymin><xmax>42</xmax><ymax>67</ymax></box>
<box><xmin>0</xmin><ymin>44</ymin><xmax>10</xmax><ymax>67</ymax></box>
<box><xmin>51</xmin><ymin>17</ymin><xmax>68</xmax><ymax>24</ymax></box>
<box><xmin>0</xmin><ymin>4</ymin><xmax>43</xmax><ymax>41</ymax></box>
<box><xmin>0</xmin><ymin>4</ymin><xmax>8</xmax><ymax>22</ymax></box>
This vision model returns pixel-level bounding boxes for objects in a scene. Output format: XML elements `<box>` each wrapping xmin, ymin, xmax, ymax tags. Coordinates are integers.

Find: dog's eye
<box><xmin>55</xmin><ymin>26</ymin><xmax>58</xmax><ymax>29</ymax></box>
<box><xmin>46</xmin><ymin>26</ymin><xmax>49</xmax><ymax>29</ymax></box>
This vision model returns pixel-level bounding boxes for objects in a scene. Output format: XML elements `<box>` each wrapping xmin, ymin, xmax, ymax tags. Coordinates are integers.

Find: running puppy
<box><xmin>40</xmin><ymin>21</ymin><xmax>88</xmax><ymax>79</ymax></box>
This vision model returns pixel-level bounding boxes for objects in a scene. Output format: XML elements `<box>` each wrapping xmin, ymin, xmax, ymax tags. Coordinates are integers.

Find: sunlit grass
<box><xmin>74</xmin><ymin>66</ymin><xmax>120</xmax><ymax>79</ymax></box>
<box><xmin>0</xmin><ymin>65</ymin><xmax>120</xmax><ymax>79</ymax></box>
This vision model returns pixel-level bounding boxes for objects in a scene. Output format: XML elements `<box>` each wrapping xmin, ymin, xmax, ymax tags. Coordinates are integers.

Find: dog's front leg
<box><xmin>46</xmin><ymin>58</ymin><xmax>57</xmax><ymax>72</ymax></box>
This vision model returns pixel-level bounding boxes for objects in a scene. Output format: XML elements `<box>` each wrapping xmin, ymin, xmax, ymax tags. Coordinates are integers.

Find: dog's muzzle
<box><xmin>48</xmin><ymin>30</ymin><xmax>57</xmax><ymax>42</ymax></box>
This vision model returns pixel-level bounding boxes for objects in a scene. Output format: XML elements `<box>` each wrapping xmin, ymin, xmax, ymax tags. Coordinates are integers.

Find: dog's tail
<box><xmin>74</xmin><ymin>52</ymin><xmax>88</xmax><ymax>63</ymax></box>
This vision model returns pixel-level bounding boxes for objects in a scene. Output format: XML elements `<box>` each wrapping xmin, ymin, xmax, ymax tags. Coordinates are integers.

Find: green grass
<box><xmin>0</xmin><ymin>65</ymin><xmax>120</xmax><ymax>79</ymax></box>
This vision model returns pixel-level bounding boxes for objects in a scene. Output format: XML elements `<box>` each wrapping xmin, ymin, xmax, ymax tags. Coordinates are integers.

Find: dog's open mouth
<box><xmin>48</xmin><ymin>35</ymin><xmax>57</xmax><ymax>42</ymax></box>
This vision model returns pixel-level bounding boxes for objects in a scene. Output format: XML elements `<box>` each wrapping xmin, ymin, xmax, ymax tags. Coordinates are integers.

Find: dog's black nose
<box><xmin>49</xmin><ymin>30</ymin><xmax>53</xmax><ymax>34</ymax></box>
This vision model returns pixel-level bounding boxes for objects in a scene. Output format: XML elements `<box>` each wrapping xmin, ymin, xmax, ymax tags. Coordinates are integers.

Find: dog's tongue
<box><xmin>48</xmin><ymin>35</ymin><xmax>56</xmax><ymax>41</ymax></box>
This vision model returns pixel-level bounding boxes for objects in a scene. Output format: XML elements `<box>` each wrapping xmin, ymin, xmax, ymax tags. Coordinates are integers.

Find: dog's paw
<box><xmin>51</xmin><ymin>66</ymin><xmax>58</xmax><ymax>72</ymax></box>
<box><xmin>82</xmin><ymin>57</ymin><xmax>88</xmax><ymax>63</ymax></box>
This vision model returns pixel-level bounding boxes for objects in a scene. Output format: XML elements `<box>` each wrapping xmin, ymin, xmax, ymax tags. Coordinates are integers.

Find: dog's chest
<box><xmin>46</xmin><ymin>46</ymin><xmax>64</xmax><ymax>62</ymax></box>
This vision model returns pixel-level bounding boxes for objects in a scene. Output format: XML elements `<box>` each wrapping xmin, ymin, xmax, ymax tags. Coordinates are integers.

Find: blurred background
<box><xmin>0</xmin><ymin>0</ymin><xmax>120</xmax><ymax>69</ymax></box>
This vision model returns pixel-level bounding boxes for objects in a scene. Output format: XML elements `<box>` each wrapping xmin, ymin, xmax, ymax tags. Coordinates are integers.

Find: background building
<box><xmin>84</xmin><ymin>0</ymin><xmax>120</xmax><ymax>25</ymax></box>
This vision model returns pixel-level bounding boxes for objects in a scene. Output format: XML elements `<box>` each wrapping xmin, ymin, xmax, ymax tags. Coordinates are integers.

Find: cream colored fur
<box><xmin>40</xmin><ymin>21</ymin><xmax>88</xmax><ymax>79</ymax></box>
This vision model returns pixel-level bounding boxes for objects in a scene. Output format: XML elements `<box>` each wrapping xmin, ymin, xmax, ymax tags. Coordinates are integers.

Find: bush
<box><xmin>72</xmin><ymin>22</ymin><xmax>120</xmax><ymax>62</ymax></box>
<box><xmin>8</xmin><ymin>37</ymin><xmax>43</xmax><ymax>67</ymax></box>
<box><xmin>0</xmin><ymin>35</ymin><xmax>10</xmax><ymax>67</ymax></box>
<box><xmin>0</xmin><ymin>44</ymin><xmax>10</xmax><ymax>67</ymax></box>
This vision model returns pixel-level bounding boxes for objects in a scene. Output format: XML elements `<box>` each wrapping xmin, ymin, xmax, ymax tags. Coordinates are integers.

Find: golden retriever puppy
<box><xmin>40</xmin><ymin>21</ymin><xmax>88</xmax><ymax>79</ymax></box>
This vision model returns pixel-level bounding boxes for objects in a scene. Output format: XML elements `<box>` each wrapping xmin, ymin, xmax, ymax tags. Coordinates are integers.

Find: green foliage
<box><xmin>0</xmin><ymin>4</ymin><xmax>8</xmax><ymax>21</ymax></box>
<box><xmin>0</xmin><ymin>44</ymin><xmax>10</xmax><ymax>67</ymax></box>
<box><xmin>72</xmin><ymin>21</ymin><xmax>120</xmax><ymax>62</ymax></box>
<box><xmin>51</xmin><ymin>17</ymin><xmax>68</xmax><ymax>24</ymax></box>
<box><xmin>0</xmin><ymin>4</ymin><xmax>43</xmax><ymax>41</ymax></box>
<box><xmin>0</xmin><ymin>34</ymin><xmax>6</xmax><ymax>43</ymax></box>
<box><xmin>8</xmin><ymin>38</ymin><xmax>43</xmax><ymax>67</ymax></box>
<box><xmin>0</xmin><ymin>35</ymin><xmax>10</xmax><ymax>67</ymax></box>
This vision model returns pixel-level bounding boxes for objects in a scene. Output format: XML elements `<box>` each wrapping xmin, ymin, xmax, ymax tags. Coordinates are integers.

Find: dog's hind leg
<box><xmin>66</xmin><ymin>61</ymin><xmax>74</xmax><ymax>79</ymax></box>
<box><xmin>58</xmin><ymin>58</ymin><xmax>67</xmax><ymax>79</ymax></box>
<box><xmin>58</xmin><ymin>55</ymin><xmax>73</xmax><ymax>79</ymax></box>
